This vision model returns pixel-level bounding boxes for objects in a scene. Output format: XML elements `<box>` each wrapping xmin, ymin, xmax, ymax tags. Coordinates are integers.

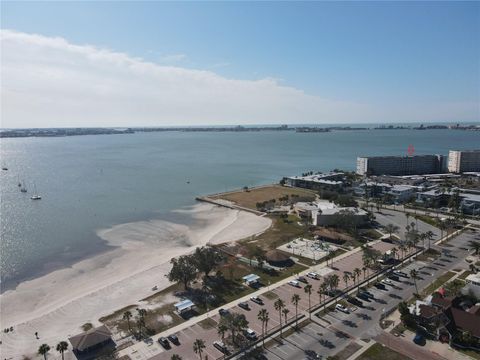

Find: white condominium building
<box><xmin>448</xmin><ymin>150</ymin><xmax>480</xmax><ymax>173</ymax></box>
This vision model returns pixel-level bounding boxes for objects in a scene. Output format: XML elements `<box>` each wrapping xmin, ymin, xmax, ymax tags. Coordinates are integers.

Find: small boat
<box><xmin>30</xmin><ymin>183</ymin><xmax>41</xmax><ymax>200</ymax></box>
<box><xmin>20</xmin><ymin>179</ymin><xmax>27</xmax><ymax>193</ymax></box>
<box><xmin>2</xmin><ymin>167</ymin><xmax>8</xmax><ymax>171</ymax></box>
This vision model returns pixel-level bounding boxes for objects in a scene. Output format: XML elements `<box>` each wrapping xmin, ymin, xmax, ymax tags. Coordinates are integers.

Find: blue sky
<box><xmin>1</xmin><ymin>1</ymin><xmax>479</xmax><ymax>127</ymax></box>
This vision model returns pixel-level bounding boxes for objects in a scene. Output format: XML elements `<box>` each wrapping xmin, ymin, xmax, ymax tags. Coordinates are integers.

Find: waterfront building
<box><xmin>312</xmin><ymin>200</ymin><xmax>368</xmax><ymax>226</ymax></box>
<box><xmin>69</xmin><ymin>325</ymin><xmax>114</xmax><ymax>356</ymax></box>
<box><xmin>448</xmin><ymin>150</ymin><xmax>480</xmax><ymax>173</ymax></box>
<box><xmin>284</xmin><ymin>172</ymin><xmax>344</xmax><ymax>191</ymax></box>
<box><xmin>356</xmin><ymin>155</ymin><xmax>446</xmax><ymax>176</ymax></box>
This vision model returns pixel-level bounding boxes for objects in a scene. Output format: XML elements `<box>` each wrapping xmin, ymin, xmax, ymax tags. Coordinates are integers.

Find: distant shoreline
<box><xmin>1</xmin><ymin>123</ymin><xmax>479</xmax><ymax>138</ymax></box>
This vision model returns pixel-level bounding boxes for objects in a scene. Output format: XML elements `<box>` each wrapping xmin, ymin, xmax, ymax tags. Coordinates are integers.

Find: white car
<box><xmin>335</xmin><ymin>304</ymin><xmax>349</xmax><ymax>314</ymax></box>
<box><xmin>381</xmin><ymin>279</ymin><xmax>393</xmax><ymax>285</ymax></box>
<box><xmin>244</xmin><ymin>328</ymin><xmax>257</xmax><ymax>340</ymax></box>
<box><xmin>307</xmin><ymin>272</ymin><xmax>320</xmax><ymax>280</ymax></box>
<box><xmin>288</xmin><ymin>280</ymin><xmax>300</xmax><ymax>287</ymax></box>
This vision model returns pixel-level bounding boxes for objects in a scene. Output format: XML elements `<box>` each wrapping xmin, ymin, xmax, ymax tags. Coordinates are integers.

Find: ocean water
<box><xmin>1</xmin><ymin>128</ymin><xmax>479</xmax><ymax>290</ymax></box>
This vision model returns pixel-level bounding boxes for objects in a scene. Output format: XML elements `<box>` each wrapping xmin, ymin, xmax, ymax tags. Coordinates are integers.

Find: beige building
<box><xmin>448</xmin><ymin>150</ymin><xmax>480</xmax><ymax>173</ymax></box>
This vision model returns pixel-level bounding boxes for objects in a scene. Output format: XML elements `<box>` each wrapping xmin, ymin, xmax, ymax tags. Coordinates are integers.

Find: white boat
<box><xmin>30</xmin><ymin>183</ymin><xmax>41</xmax><ymax>200</ymax></box>
<box><xmin>20</xmin><ymin>179</ymin><xmax>27</xmax><ymax>193</ymax></box>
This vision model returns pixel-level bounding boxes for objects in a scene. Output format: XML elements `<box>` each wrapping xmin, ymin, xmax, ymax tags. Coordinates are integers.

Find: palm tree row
<box><xmin>38</xmin><ymin>341</ymin><xmax>68</xmax><ymax>360</ymax></box>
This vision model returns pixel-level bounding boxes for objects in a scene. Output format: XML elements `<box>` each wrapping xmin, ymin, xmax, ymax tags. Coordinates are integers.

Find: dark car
<box><xmin>357</xmin><ymin>292</ymin><xmax>370</xmax><ymax>301</ymax></box>
<box><xmin>374</xmin><ymin>282</ymin><xmax>386</xmax><ymax>290</ymax></box>
<box><xmin>347</xmin><ymin>297</ymin><xmax>363</xmax><ymax>307</ymax></box>
<box><xmin>158</xmin><ymin>337</ymin><xmax>170</xmax><ymax>349</ymax></box>
<box><xmin>219</xmin><ymin>308</ymin><xmax>230</xmax><ymax>317</ymax></box>
<box><xmin>297</xmin><ymin>276</ymin><xmax>308</xmax><ymax>284</ymax></box>
<box><xmin>387</xmin><ymin>274</ymin><xmax>400</xmax><ymax>282</ymax></box>
<box><xmin>238</xmin><ymin>301</ymin><xmax>250</xmax><ymax>310</ymax></box>
<box><xmin>359</xmin><ymin>290</ymin><xmax>374</xmax><ymax>299</ymax></box>
<box><xmin>167</xmin><ymin>334</ymin><xmax>179</xmax><ymax>345</ymax></box>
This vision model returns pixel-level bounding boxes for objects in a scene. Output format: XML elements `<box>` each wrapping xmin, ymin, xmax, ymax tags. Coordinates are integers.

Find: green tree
<box><xmin>56</xmin><ymin>342</ymin><xmax>68</xmax><ymax>360</ymax></box>
<box><xmin>193</xmin><ymin>339</ymin><xmax>206</xmax><ymax>360</ymax></box>
<box><xmin>468</xmin><ymin>240</ymin><xmax>480</xmax><ymax>255</ymax></box>
<box><xmin>123</xmin><ymin>310</ymin><xmax>133</xmax><ymax>334</ymax></box>
<box><xmin>318</xmin><ymin>282</ymin><xmax>328</xmax><ymax>313</ymax></box>
<box><xmin>257</xmin><ymin>309</ymin><xmax>269</xmax><ymax>347</ymax></box>
<box><xmin>282</xmin><ymin>307</ymin><xmax>290</xmax><ymax>327</ymax></box>
<box><xmin>167</xmin><ymin>255</ymin><xmax>197</xmax><ymax>290</ymax></box>
<box><xmin>192</xmin><ymin>246</ymin><xmax>223</xmax><ymax>278</ymax></box>
<box><xmin>304</xmin><ymin>284</ymin><xmax>313</xmax><ymax>319</ymax></box>
<box><xmin>384</xmin><ymin>224</ymin><xmax>399</xmax><ymax>240</ymax></box>
<box><xmin>410</xmin><ymin>269</ymin><xmax>419</xmax><ymax>295</ymax></box>
<box><xmin>353</xmin><ymin>267</ymin><xmax>362</xmax><ymax>292</ymax></box>
<box><xmin>274</xmin><ymin>298</ymin><xmax>285</xmax><ymax>337</ymax></box>
<box><xmin>291</xmin><ymin>294</ymin><xmax>301</xmax><ymax>329</ymax></box>
<box><xmin>328</xmin><ymin>274</ymin><xmax>340</xmax><ymax>304</ymax></box>
<box><xmin>38</xmin><ymin>344</ymin><xmax>51</xmax><ymax>360</ymax></box>
<box><xmin>342</xmin><ymin>272</ymin><xmax>350</xmax><ymax>289</ymax></box>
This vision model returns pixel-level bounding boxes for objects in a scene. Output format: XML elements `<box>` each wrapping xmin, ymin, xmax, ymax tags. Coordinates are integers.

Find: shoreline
<box><xmin>0</xmin><ymin>202</ymin><xmax>271</xmax><ymax>359</ymax></box>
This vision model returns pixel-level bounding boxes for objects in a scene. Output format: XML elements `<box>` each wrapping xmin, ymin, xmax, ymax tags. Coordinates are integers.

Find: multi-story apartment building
<box><xmin>448</xmin><ymin>150</ymin><xmax>480</xmax><ymax>173</ymax></box>
<box><xmin>356</xmin><ymin>155</ymin><xmax>446</xmax><ymax>176</ymax></box>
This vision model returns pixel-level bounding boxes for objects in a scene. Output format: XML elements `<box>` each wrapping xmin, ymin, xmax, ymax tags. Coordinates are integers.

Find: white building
<box><xmin>312</xmin><ymin>201</ymin><xmax>368</xmax><ymax>226</ymax></box>
<box><xmin>448</xmin><ymin>150</ymin><xmax>480</xmax><ymax>173</ymax></box>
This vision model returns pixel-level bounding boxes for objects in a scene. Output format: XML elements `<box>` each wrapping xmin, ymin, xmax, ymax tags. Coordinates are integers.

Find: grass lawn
<box><xmin>243</xmin><ymin>214</ymin><xmax>311</xmax><ymax>251</ymax></box>
<box><xmin>357</xmin><ymin>343</ymin><xmax>412</xmax><ymax>360</ymax></box>
<box><xmin>413</xmin><ymin>214</ymin><xmax>439</xmax><ymax>227</ymax></box>
<box><xmin>421</xmin><ymin>271</ymin><xmax>456</xmax><ymax>297</ymax></box>
<box><xmin>331</xmin><ymin>342</ymin><xmax>362</xmax><ymax>360</ymax></box>
<box><xmin>459</xmin><ymin>270</ymin><xmax>474</xmax><ymax>280</ymax></box>
<box><xmin>198</xmin><ymin>317</ymin><xmax>217</xmax><ymax>330</ymax></box>
<box><xmin>211</xmin><ymin>185</ymin><xmax>315</xmax><ymax>210</ymax></box>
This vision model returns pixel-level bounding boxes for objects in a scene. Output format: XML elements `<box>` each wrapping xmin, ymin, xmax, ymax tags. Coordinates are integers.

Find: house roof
<box><xmin>174</xmin><ymin>299</ymin><xmax>195</xmax><ymax>312</ymax></box>
<box><xmin>242</xmin><ymin>274</ymin><xmax>260</xmax><ymax>283</ymax></box>
<box><xmin>69</xmin><ymin>325</ymin><xmax>112</xmax><ymax>352</ymax></box>
<box><xmin>431</xmin><ymin>296</ymin><xmax>454</xmax><ymax>310</ymax></box>
<box><xmin>448</xmin><ymin>308</ymin><xmax>480</xmax><ymax>338</ymax></box>
<box><xmin>419</xmin><ymin>305</ymin><xmax>440</xmax><ymax>319</ymax></box>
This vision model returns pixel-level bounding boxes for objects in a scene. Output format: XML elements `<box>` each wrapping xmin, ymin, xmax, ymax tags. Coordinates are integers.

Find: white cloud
<box><xmin>1</xmin><ymin>29</ymin><xmax>478</xmax><ymax>128</ymax></box>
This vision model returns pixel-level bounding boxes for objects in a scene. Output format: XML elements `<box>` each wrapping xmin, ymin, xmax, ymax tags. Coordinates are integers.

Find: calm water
<box><xmin>1</xmin><ymin>128</ymin><xmax>479</xmax><ymax>289</ymax></box>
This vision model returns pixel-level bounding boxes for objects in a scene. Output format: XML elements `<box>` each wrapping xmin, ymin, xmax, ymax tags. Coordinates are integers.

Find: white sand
<box><xmin>0</xmin><ymin>203</ymin><xmax>271</xmax><ymax>359</ymax></box>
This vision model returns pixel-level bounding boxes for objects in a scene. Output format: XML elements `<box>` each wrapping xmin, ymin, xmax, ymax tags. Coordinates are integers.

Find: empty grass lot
<box><xmin>357</xmin><ymin>343</ymin><xmax>412</xmax><ymax>360</ymax></box>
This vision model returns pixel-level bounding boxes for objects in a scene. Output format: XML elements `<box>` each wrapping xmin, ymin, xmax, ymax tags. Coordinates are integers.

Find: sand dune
<box><xmin>0</xmin><ymin>203</ymin><xmax>271</xmax><ymax>359</ymax></box>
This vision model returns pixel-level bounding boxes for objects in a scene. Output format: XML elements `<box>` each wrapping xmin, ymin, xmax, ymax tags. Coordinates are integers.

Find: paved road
<box><xmin>263</xmin><ymin>228</ymin><xmax>477</xmax><ymax>360</ymax></box>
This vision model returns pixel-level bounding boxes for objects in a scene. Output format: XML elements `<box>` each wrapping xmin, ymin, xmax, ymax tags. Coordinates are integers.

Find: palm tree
<box><xmin>38</xmin><ymin>344</ymin><xmax>50</xmax><ymax>360</ymax></box>
<box><xmin>123</xmin><ymin>310</ymin><xmax>133</xmax><ymax>334</ymax></box>
<box><xmin>282</xmin><ymin>308</ymin><xmax>290</xmax><ymax>327</ymax></box>
<box><xmin>274</xmin><ymin>298</ymin><xmax>285</xmax><ymax>337</ymax></box>
<box><xmin>469</xmin><ymin>264</ymin><xmax>477</xmax><ymax>273</ymax></box>
<box><xmin>425</xmin><ymin>230</ymin><xmax>434</xmax><ymax>249</ymax></box>
<box><xmin>291</xmin><ymin>294</ymin><xmax>301</xmax><ymax>329</ymax></box>
<box><xmin>217</xmin><ymin>322</ymin><xmax>228</xmax><ymax>342</ymax></box>
<box><xmin>342</xmin><ymin>272</ymin><xmax>350</xmax><ymax>289</ymax></box>
<box><xmin>193</xmin><ymin>339</ymin><xmax>206</xmax><ymax>360</ymax></box>
<box><xmin>468</xmin><ymin>240</ymin><xmax>480</xmax><ymax>255</ymax></box>
<box><xmin>410</xmin><ymin>269</ymin><xmax>419</xmax><ymax>295</ymax></box>
<box><xmin>391</xmin><ymin>247</ymin><xmax>398</xmax><ymax>261</ymax></box>
<box><xmin>171</xmin><ymin>355</ymin><xmax>183</xmax><ymax>360</ymax></box>
<box><xmin>362</xmin><ymin>266</ymin><xmax>367</xmax><ymax>281</ymax></box>
<box><xmin>353</xmin><ymin>268</ymin><xmax>361</xmax><ymax>291</ymax></box>
<box><xmin>384</xmin><ymin>224</ymin><xmax>399</xmax><ymax>240</ymax></box>
<box><xmin>329</xmin><ymin>274</ymin><xmax>340</xmax><ymax>304</ymax></box>
<box><xmin>304</xmin><ymin>284</ymin><xmax>313</xmax><ymax>318</ymax></box>
<box><xmin>56</xmin><ymin>341</ymin><xmax>68</xmax><ymax>360</ymax></box>
<box><xmin>319</xmin><ymin>282</ymin><xmax>328</xmax><ymax>312</ymax></box>
<box><xmin>257</xmin><ymin>309</ymin><xmax>269</xmax><ymax>347</ymax></box>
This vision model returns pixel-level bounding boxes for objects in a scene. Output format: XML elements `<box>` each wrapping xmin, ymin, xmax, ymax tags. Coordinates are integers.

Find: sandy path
<box><xmin>0</xmin><ymin>203</ymin><xmax>271</xmax><ymax>359</ymax></box>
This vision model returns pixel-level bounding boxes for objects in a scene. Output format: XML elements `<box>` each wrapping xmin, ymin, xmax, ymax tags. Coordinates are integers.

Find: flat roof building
<box><xmin>448</xmin><ymin>150</ymin><xmax>480</xmax><ymax>173</ymax></box>
<box><xmin>356</xmin><ymin>155</ymin><xmax>446</xmax><ymax>176</ymax></box>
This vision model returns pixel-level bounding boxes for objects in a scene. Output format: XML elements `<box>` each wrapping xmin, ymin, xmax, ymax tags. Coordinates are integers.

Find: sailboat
<box><xmin>30</xmin><ymin>183</ymin><xmax>41</xmax><ymax>200</ymax></box>
<box><xmin>20</xmin><ymin>180</ymin><xmax>27</xmax><ymax>193</ymax></box>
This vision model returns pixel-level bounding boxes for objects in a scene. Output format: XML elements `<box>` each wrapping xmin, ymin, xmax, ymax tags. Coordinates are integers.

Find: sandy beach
<box><xmin>0</xmin><ymin>203</ymin><xmax>271</xmax><ymax>359</ymax></box>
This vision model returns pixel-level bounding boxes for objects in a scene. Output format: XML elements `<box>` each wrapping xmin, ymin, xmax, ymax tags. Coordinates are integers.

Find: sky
<box><xmin>1</xmin><ymin>1</ymin><xmax>479</xmax><ymax>128</ymax></box>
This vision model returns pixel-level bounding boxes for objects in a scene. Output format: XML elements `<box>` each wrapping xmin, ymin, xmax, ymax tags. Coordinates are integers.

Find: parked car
<box><xmin>347</xmin><ymin>297</ymin><xmax>363</xmax><ymax>307</ymax></box>
<box><xmin>167</xmin><ymin>334</ymin><xmax>179</xmax><ymax>345</ymax></box>
<box><xmin>213</xmin><ymin>340</ymin><xmax>229</xmax><ymax>354</ymax></box>
<box><xmin>158</xmin><ymin>337</ymin><xmax>170</xmax><ymax>349</ymax></box>
<box><xmin>381</xmin><ymin>279</ymin><xmax>393</xmax><ymax>286</ymax></box>
<box><xmin>335</xmin><ymin>304</ymin><xmax>349</xmax><ymax>314</ymax></box>
<box><xmin>307</xmin><ymin>272</ymin><xmax>320</xmax><ymax>280</ymax></box>
<box><xmin>413</xmin><ymin>333</ymin><xmax>426</xmax><ymax>346</ymax></box>
<box><xmin>359</xmin><ymin>290</ymin><xmax>374</xmax><ymax>299</ymax></box>
<box><xmin>244</xmin><ymin>328</ymin><xmax>257</xmax><ymax>340</ymax></box>
<box><xmin>297</xmin><ymin>276</ymin><xmax>308</xmax><ymax>284</ymax></box>
<box><xmin>250</xmin><ymin>296</ymin><xmax>264</xmax><ymax>305</ymax></box>
<box><xmin>238</xmin><ymin>301</ymin><xmax>250</xmax><ymax>310</ymax></box>
<box><xmin>357</xmin><ymin>292</ymin><xmax>370</xmax><ymax>301</ymax></box>
<box><xmin>393</xmin><ymin>270</ymin><xmax>408</xmax><ymax>277</ymax></box>
<box><xmin>288</xmin><ymin>280</ymin><xmax>300</xmax><ymax>287</ymax></box>
<box><xmin>219</xmin><ymin>308</ymin><xmax>230</xmax><ymax>317</ymax></box>
<box><xmin>387</xmin><ymin>274</ymin><xmax>400</xmax><ymax>282</ymax></box>
<box><xmin>374</xmin><ymin>282</ymin><xmax>386</xmax><ymax>290</ymax></box>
